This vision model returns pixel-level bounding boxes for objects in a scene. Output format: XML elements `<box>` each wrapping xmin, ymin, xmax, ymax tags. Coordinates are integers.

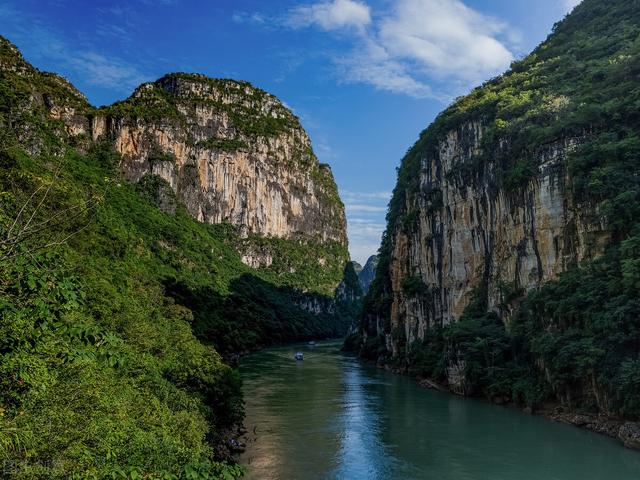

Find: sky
<box><xmin>0</xmin><ymin>0</ymin><xmax>582</xmax><ymax>264</ymax></box>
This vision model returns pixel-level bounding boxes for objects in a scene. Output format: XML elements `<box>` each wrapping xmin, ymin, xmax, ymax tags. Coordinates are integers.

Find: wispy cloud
<box><xmin>232</xmin><ymin>11</ymin><xmax>268</xmax><ymax>26</ymax></box>
<box><xmin>244</xmin><ymin>0</ymin><xmax>516</xmax><ymax>99</ymax></box>
<box><xmin>70</xmin><ymin>52</ymin><xmax>148</xmax><ymax>90</ymax></box>
<box><xmin>335</xmin><ymin>36</ymin><xmax>436</xmax><ymax>99</ymax></box>
<box><xmin>342</xmin><ymin>190</ymin><xmax>391</xmax><ymax>201</ymax></box>
<box><xmin>378</xmin><ymin>0</ymin><xmax>513</xmax><ymax>84</ymax></box>
<box><xmin>345</xmin><ymin>204</ymin><xmax>387</xmax><ymax>213</ymax></box>
<box><xmin>348</xmin><ymin>218</ymin><xmax>386</xmax><ymax>235</ymax></box>
<box><xmin>139</xmin><ymin>0</ymin><xmax>178</xmax><ymax>5</ymax></box>
<box><xmin>347</xmin><ymin>218</ymin><xmax>386</xmax><ymax>264</ymax></box>
<box><xmin>0</xmin><ymin>3</ymin><xmax>151</xmax><ymax>98</ymax></box>
<box><xmin>341</xmin><ymin>189</ymin><xmax>390</xmax><ymax>262</ymax></box>
<box><xmin>286</xmin><ymin>0</ymin><xmax>371</xmax><ymax>31</ymax></box>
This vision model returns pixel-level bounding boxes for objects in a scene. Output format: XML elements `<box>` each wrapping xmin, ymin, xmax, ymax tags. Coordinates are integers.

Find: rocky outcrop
<box><xmin>375</xmin><ymin>121</ymin><xmax>608</xmax><ymax>349</ymax></box>
<box><xmin>358</xmin><ymin>255</ymin><xmax>378</xmax><ymax>294</ymax></box>
<box><xmin>619</xmin><ymin>422</ymin><xmax>640</xmax><ymax>450</ymax></box>
<box><xmin>362</xmin><ymin>120</ymin><xmax>607</xmax><ymax>357</ymax></box>
<box><xmin>359</xmin><ymin>0</ymin><xmax>624</xmax><ymax>355</ymax></box>
<box><xmin>1</xmin><ymin>35</ymin><xmax>349</xmax><ymax>296</ymax></box>
<box><xmin>83</xmin><ymin>74</ymin><xmax>347</xmax><ymax>248</ymax></box>
<box><xmin>2</xmin><ymin>37</ymin><xmax>347</xmax><ymax>252</ymax></box>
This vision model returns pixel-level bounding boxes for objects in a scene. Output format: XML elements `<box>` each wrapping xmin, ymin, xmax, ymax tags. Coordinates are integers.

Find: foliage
<box><xmin>196</xmin><ymin>138</ymin><xmax>248</xmax><ymax>152</ymax></box>
<box><xmin>400</xmin><ymin>276</ymin><xmax>429</xmax><ymax>297</ymax></box>
<box><xmin>101</xmin><ymin>73</ymin><xmax>299</xmax><ymax>138</ymax></box>
<box><xmin>341</xmin><ymin>262</ymin><xmax>363</xmax><ymax>299</ymax></box>
<box><xmin>0</xmin><ymin>34</ymin><xmax>355</xmax><ymax>478</ymax></box>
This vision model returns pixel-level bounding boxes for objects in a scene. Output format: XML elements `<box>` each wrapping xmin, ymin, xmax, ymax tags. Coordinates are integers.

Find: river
<box><xmin>239</xmin><ymin>341</ymin><xmax>640</xmax><ymax>479</ymax></box>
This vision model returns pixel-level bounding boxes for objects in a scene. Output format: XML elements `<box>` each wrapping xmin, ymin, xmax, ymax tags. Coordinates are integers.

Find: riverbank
<box><xmin>375</xmin><ymin>362</ymin><xmax>640</xmax><ymax>452</ymax></box>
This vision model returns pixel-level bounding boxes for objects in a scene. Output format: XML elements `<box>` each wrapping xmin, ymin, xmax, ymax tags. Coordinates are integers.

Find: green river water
<box><xmin>239</xmin><ymin>341</ymin><xmax>640</xmax><ymax>479</ymax></box>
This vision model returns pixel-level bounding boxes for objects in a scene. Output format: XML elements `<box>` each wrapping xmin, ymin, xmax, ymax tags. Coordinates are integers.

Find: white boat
<box><xmin>295</xmin><ymin>352</ymin><xmax>304</xmax><ymax>361</ymax></box>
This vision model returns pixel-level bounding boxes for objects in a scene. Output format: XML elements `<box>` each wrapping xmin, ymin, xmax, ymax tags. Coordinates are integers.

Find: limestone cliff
<box><xmin>46</xmin><ymin>72</ymin><xmax>347</xmax><ymax>265</ymax></box>
<box><xmin>356</xmin><ymin>1</ymin><xmax>640</xmax><ymax>442</ymax></box>
<box><xmin>376</xmin><ymin>124</ymin><xmax>609</xmax><ymax>351</ymax></box>
<box><xmin>1</xmin><ymin>37</ymin><xmax>349</xmax><ymax>294</ymax></box>
<box><xmin>1</xmin><ymin>33</ymin><xmax>354</xmax><ymax>348</ymax></box>
<box><xmin>87</xmin><ymin>74</ymin><xmax>347</xmax><ymax>248</ymax></box>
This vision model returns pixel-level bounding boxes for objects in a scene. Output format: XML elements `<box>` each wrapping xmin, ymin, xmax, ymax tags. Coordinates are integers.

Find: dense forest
<box><xmin>357</xmin><ymin>0</ymin><xmax>640</xmax><ymax>419</ymax></box>
<box><xmin>0</xmin><ymin>36</ymin><xmax>357</xmax><ymax>478</ymax></box>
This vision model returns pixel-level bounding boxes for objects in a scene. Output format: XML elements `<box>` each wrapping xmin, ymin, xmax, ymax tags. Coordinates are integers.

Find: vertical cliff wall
<box><xmin>361</xmin><ymin>0</ymin><xmax>640</xmax><ymax>360</ymax></box>
<box><xmin>45</xmin><ymin>71</ymin><xmax>349</xmax><ymax>294</ymax></box>
<box><xmin>89</xmin><ymin>74</ymin><xmax>347</xmax><ymax>248</ymax></box>
<box><xmin>378</xmin><ymin>123</ymin><xmax>609</xmax><ymax>352</ymax></box>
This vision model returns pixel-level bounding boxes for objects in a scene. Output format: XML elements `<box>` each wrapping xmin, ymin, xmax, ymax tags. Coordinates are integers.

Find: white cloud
<box><xmin>341</xmin><ymin>191</ymin><xmax>390</xmax><ymax>261</ymax></box>
<box><xmin>336</xmin><ymin>37</ymin><xmax>435</xmax><ymax>98</ymax></box>
<box><xmin>287</xmin><ymin>0</ymin><xmax>371</xmax><ymax>31</ymax></box>
<box><xmin>71</xmin><ymin>52</ymin><xmax>148</xmax><ymax>90</ymax></box>
<box><xmin>232</xmin><ymin>11</ymin><xmax>267</xmax><ymax>26</ymax></box>
<box><xmin>348</xmin><ymin>218</ymin><xmax>386</xmax><ymax>234</ymax></box>
<box><xmin>277</xmin><ymin>0</ymin><xmax>515</xmax><ymax>98</ymax></box>
<box><xmin>347</xmin><ymin>218</ymin><xmax>386</xmax><ymax>264</ymax></box>
<box><xmin>342</xmin><ymin>190</ymin><xmax>392</xmax><ymax>201</ymax></box>
<box><xmin>379</xmin><ymin>0</ymin><xmax>514</xmax><ymax>83</ymax></box>
<box><xmin>345</xmin><ymin>204</ymin><xmax>387</xmax><ymax>213</ymax></box>
<box><xmin>350</xmin><ymin>243</ymin><xmax>382</xmax><ymax>265</ymax></box>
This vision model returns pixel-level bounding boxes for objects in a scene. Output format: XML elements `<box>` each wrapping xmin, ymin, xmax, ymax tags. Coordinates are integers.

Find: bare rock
<box><xmin>619</xmin><ymin>422</ymin><xmax>640</xmax><ymax>450</ymax></box>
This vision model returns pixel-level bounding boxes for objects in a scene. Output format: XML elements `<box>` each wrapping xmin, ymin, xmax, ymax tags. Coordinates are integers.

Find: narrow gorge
<box><xmin>2</xmin><ymin>0</ymin><xmax>640</xmax><ymax>478</ymax></box>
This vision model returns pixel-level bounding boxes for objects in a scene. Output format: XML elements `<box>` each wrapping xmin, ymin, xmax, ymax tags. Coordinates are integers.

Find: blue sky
<box><xmin>0</xmin><ymin>0</ymin><xmax>581</xmax><ymax>264</ymax></box>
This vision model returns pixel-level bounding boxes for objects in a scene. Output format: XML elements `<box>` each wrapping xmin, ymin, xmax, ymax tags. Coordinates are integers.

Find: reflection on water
<box><xmin>239</xmin><ymin>342</ymin><xmax>640</xmax><ymax>480</ymax></box>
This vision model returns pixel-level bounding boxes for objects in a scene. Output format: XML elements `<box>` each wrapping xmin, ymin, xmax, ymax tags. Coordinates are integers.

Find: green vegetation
<box><xmin>341</xmin><ymin>262</ymin><xmax>363</xmax><ymax>299</ymax></box>
<box><xmin>0</xmin><ymin>35</ymin><xmax>353</xmax><ymax>478</ymax></box>
<box><xmin>238</xmin><ymin>234</ymin><xmax>348</xmax><ymax>297</ymax></box>
<box><xmin>401</xmin><ymin>276</ymin><xmax>429</xmax><ymax>297</ymax></box>
<box><xmin>147</xmin><ymin>145</ymin><xmax>177</xmax><ymax>165</ymax></box>
<box><xmin>0</xmin><ymin>143</ymin><xmax>246</xmax><ymax>478</ymax></box>
<box><xmin>101</xmin><ymin>85</ymin><xmax>183</xmax><ymax>121</ymax></box>
<box><xmin>101</xmin><ymin>73</ymin><xmax>300</xmax><ymax>139</ymax></box>
<box><xmin>361</xmin><ymin>0</ymin><xmax>640</xmax><ymax>417</ymax></box>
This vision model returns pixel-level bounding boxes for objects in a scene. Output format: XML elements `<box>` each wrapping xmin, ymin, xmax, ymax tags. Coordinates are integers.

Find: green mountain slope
<box><xmin>0</xmin><ymin>36</ymin><xmax>355</xmax><ymax>478</ymax></box>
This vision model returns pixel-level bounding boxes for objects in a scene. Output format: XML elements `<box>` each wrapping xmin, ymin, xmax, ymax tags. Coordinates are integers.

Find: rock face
<box><xmin>0</xmin><ymin>35</ymin><xmax>349</xmax><ymax>295</ymax></box>
<box><xmin>87</xmin><ymin>74</ymin><xmax>347</xmax><ymax>248</ymax></box>
<box><xmin>363</xmin><ymin>123</ymin><xmax>607</xmax><ymax>354</ymax></box>
<box><xmin>358</xmin><ymin>255</ymin><xmax>378</xmax><ymax>294</ymax></box>
<box><xmin>379</xmin><ymin>124</ymin><xmax>607</xmax><ymax>349</ymax></box>
<box><xmin>619</xmin><ymin>423</ymin><xmax>640</xmax><ymax>450</ymax></box>
<box><xmin>360</xmin><ymin>0</ymin><xmax>621</xmax><ymax>357</ymax></box>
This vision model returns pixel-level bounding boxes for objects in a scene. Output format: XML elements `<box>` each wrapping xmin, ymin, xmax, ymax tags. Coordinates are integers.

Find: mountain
<box><xmin>357</xmin><ymin>255</ymin><xmax>378</xmax><ymax>294</ymax></box>
<box><xmin>0</xmin><ymin>36</ymin><xmax>354</xmax><ymax>477</ymax></box>
<box><xmin>46</xmin><ymin>70</ymin><xmax>349</xmax><ymax>296</ymax></box>
<box><xmin>356</xmin><ymin>0</ymin><xmax>640</xmax><ymax>440</ymax></box>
